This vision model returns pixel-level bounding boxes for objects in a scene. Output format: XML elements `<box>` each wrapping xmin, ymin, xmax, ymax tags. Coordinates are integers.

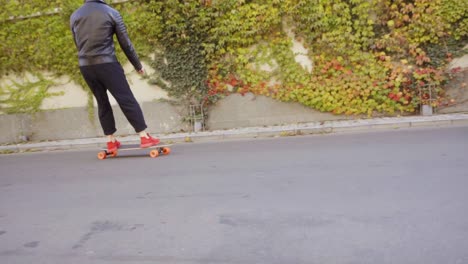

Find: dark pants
<box><xmin>79</xmin><ymin>62</ymin><xmax>147</xmax><ymax>135</ymax></box>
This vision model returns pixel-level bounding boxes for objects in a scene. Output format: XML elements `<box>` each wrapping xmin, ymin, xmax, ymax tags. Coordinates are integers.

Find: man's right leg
<box><xmin>97</xmin><ymin>63</ymin><xmax>148</xmax><ymax>133</ymax></box>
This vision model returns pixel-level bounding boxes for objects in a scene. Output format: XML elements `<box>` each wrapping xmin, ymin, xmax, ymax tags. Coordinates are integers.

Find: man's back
<box><xmin>71</xmin><ymin>1</ymin><xmax>117</xmax><ymax>61</ymax></box>
<box><xmin>70</xmin><ymin>0</ymin><xmax>141</xmax><ymax>70</ymax></box>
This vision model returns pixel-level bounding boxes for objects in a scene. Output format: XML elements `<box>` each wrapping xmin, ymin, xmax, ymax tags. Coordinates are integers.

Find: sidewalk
<box><xmin>1</xmin><ymin>113</ymin><xmax>467</xmax><ymax>154</ymax></box>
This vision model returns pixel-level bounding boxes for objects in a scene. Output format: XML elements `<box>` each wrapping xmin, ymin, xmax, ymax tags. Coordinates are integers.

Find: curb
<box><xmin>1</xmin><ymin>113</ymin><xmax>468</xmax><ymax>153</ymax></box>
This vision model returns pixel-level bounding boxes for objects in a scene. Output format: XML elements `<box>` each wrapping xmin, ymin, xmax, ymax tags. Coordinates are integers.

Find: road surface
<box><xmin>1</xmin><ymin>126</ymin><xmax>468</xmax><ymax>264</ymax></box>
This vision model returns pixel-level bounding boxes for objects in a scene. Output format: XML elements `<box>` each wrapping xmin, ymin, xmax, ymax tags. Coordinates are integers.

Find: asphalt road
<box><xmin>1</xmin><ymin>126</ymin><xmax>468</xmax><ymax>264</ymax></box>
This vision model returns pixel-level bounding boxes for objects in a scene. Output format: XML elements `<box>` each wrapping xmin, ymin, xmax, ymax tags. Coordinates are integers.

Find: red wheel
<box><xmin>162</xmin><ymin>147</ymin><xmax>171</xmax><ymax>155</ymax></box>
<box><xmin>150</xmin><ymin>149</ymin><xmax>159</xmax><ymax>158</ymax></box>
<box><xmin>110</xmin><ymin>150</ymin><xmax>118</xmax><ymax>157</ymax></box>
<box><xmin>97</xmin><ymin>151</ymin><xmax>107</xmax><ymax>160</ymax></box>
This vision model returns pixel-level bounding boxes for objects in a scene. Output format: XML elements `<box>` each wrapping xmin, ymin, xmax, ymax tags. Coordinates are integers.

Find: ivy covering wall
<box><xmin>0</xmin><ymin>0</ymin><xmax>466</xmax><ymax>116</ymax></box>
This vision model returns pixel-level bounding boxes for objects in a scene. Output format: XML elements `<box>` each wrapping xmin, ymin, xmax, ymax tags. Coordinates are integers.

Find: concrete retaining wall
<box><xmin>2</xmin><ymin>90</ymin><xmax>467</xmax><ymax>145</ymax></box>
<box><xmin>207</xmin><ymin>93</ymin><xmax>351</xmax><ymax>130</ymax></box>
<box><xmin>1</xmin><ymin>93</ymin><xmax>350</xmax><ymax>144</ymax></box>
<box><xmin>0</xmin><ymin>114</ymin><xmax>32</xmax><ymax>144</ymax></box>
<box><xmin>0</xmin><ymin>101</ymin><xmax>189</xmax><ymax>144</ymax></box>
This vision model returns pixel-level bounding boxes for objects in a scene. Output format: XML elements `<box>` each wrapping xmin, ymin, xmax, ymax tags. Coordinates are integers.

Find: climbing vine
<box><xmin>147</xmin><ymin>0</ymin><xmax>211</xmax><ymax>104</ymax></box>
<box><xmin>203</xmin><ymin>0</ymin><xmax>466</xmax><ymax>115</ymax></box>
<box><xmin>0</xmin><ymin>74</ymin><xmax>62</xmax><ymax>114</ymax></box>
<box><xmin>0</xmin><ymin>0</ymin><xmax>466</xmax><ymax>118</ymax></box>
<box><xmin>0</xmin><ymin>0</ymin><xmax>155</xmax><ymax>115</ymax></box>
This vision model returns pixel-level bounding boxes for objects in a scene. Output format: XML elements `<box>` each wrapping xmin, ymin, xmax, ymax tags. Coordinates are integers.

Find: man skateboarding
<box><xmin>70</xmin><ymin>0</ymin><xmax>159</xmax><ymax>152</ymax></box>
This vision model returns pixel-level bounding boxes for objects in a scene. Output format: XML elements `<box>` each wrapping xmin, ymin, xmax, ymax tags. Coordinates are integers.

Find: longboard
<box><xmin>97</xmin><ymin>144</ymin><xmax>172</xmax><ymax>160</ymax></box>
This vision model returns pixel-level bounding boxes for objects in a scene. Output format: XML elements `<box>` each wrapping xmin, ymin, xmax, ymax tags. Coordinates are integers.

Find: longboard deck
<box><xmin>97</xmin><ymin>144</ymin><xmax>172</xmax><ymax>160</ymax></box>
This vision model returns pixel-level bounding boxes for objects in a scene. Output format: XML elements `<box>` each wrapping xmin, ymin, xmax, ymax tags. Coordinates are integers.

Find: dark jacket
<box><xmin>70</xmin><ymin>0</ymin><xmax>142</xmax><ymax>70</ymax></box>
